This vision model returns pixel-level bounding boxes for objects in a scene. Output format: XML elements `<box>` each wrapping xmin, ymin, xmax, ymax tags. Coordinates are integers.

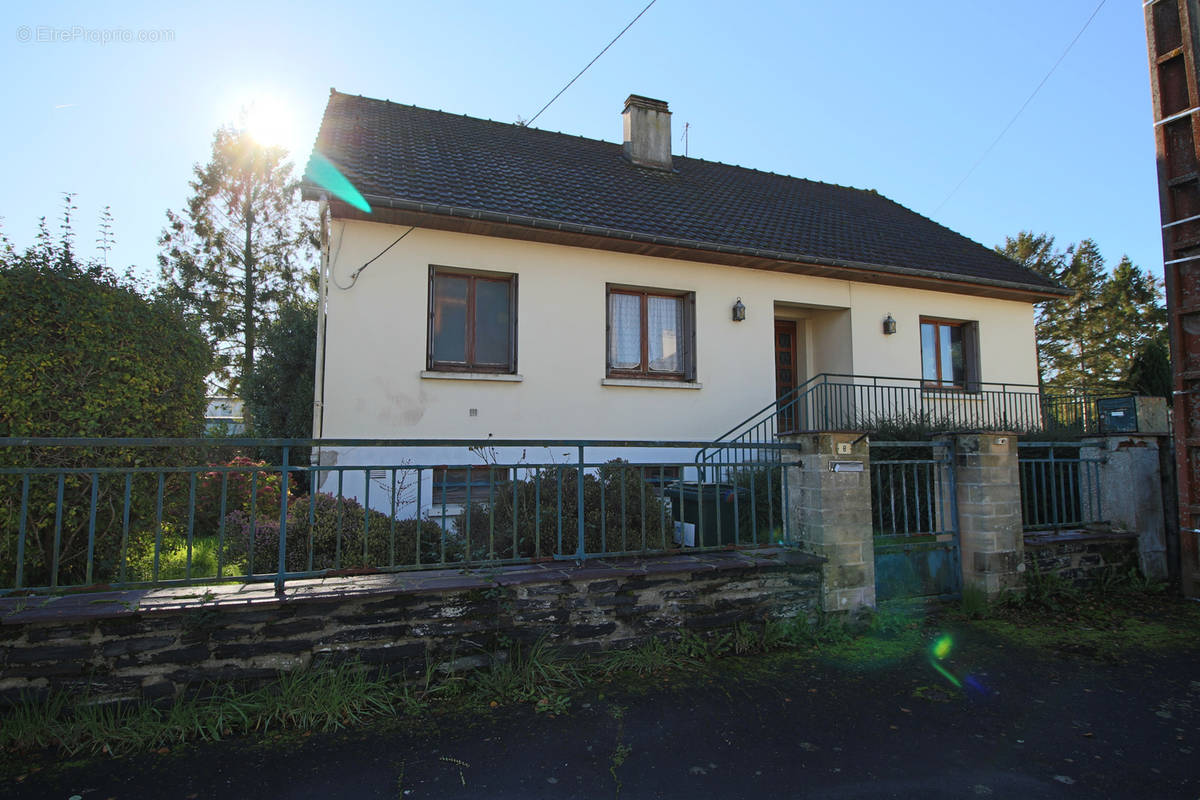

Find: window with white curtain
<box><xmin>606</xmin><ymin>286</ymin><xmax>695</xmax><ymax>380</ymax></box>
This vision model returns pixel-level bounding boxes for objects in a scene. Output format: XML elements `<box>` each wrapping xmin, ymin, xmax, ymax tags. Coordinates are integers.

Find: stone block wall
<box><xmin>937</xmin><ymin>433</ymin><xmax>1024</xmax><ymax>598</ymax></box>
<box><xmin>780</xmin><ymin>432</ymin><xmax>874</xmax><ymax>613</ymax></box>
<box><xmin>0</xmin><ymin>549</ymin><xmax>823</xmax><ymax>705</ymax></box>
<box><xmin>1023</xmin><ymin>531</ymin><xmax>1140</xmax><ymax>588</ymax></box>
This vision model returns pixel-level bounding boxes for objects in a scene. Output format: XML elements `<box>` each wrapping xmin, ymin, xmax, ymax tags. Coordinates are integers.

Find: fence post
<box><xmin>1081</xmin><ymin>434</ymin><xmax>1169</xmax><ymax>581</ymax></box>
<box><xmin>276</xmin><ymin>445</ymin><xmax>290</xmax><ymax>595</ymax></box>
<box><xmin>948</xmin><ymin>432</ymin><xmax>1023</xmax><ymax>598</ymax></box>
<box><xmin>576</xmin><ymin>445</ymin><xmax>586</xmax><ymax>560</ymax></box>
<box><xmin>780</xmin><ymin>431</ymin><xmax>875</xmax><ymax>613</ymax></box>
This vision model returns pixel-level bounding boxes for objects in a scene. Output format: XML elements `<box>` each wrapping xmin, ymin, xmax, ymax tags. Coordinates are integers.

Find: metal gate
<box><xmin>870</xmin><ymin>441</ymin><xmax>961</xmax><ymax>600</ymax></box>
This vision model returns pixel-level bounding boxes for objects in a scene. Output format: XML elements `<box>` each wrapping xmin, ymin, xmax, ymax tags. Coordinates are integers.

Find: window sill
<box><xmin>420</xmin><ymin>371</ymin><xmax>523</xmax><ymax>382</ymax></box>
<box><xmin>601</xmin><ymin>378</ymin><xmax>702</xmax><ymax>390</ymax></box>
<box><xmin>920</xmin><ymin>384</ymin><xmax>981</xmax><ymax>396</ymax></box>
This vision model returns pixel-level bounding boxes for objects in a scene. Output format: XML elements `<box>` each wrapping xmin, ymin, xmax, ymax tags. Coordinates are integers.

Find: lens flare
<box><xmin>932</xmin><ymin>634</ymin><xmax>953</xmax><ymax>660</ymax></box>
<box><xmin>307</xmin><ymin>152</ymin><xmax>372</xmax><ymax>213</ymax></box>
<box><xmin>929</xmin><ymin>634</ymin><xmax>962</xmax><ymax>688</ymax></box>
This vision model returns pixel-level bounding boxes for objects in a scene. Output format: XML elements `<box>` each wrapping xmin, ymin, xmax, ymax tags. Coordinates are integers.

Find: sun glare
<box><xmin>242</xmin><ymin>95</ymin><xmax>293</xmax><ymax>148</ymax></box>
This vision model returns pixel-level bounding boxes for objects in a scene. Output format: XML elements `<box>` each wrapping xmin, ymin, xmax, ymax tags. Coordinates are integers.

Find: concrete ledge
<box><xmin>0</xmin><ymin>549</ymin><xmax>820</xmax><ymax>626</ymax></box>
<box><xmin>600</xmin><ymin>378</ymin><xmax>703</xmax><ymax>390</ymax></box>
<box><xmin>1023</xmin><ymin>528</ymin><xmax>1138</xmax><ymax>547</ymax></box>
<box><xmin>419</xmin><ymin>370</ymin><xmax>523</xmax><ymax>382</ymax></box>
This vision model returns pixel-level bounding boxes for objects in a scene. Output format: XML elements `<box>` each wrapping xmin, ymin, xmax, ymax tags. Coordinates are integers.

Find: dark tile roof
<box><xmin>305</xmin><ymin>91</ymin><xmax>1061</xmax><ymax>294</ymax></box>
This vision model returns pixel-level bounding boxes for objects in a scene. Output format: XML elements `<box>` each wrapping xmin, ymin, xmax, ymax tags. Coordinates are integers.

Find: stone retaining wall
<box><xmin>1023</xmin><ymin>530</ymin><xmax>1139</xmax><ymax>587</ymax></box>
<box><xmin>0</xmin><ymin>549</ymin><xmax>823</xmax><ymax>705</ymax></box>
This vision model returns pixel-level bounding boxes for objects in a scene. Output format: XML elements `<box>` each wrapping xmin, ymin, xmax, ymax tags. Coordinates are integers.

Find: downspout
<box><xmin>311</xmin><ymin>194</ymin><xmax>331</xmax><ymax>468</ymax></box>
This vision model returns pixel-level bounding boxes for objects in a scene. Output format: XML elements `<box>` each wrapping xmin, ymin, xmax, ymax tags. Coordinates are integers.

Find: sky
<box><xmin>0</xmin><ymin>0</ymin><xmax>1163</xmax><ymax>286</ymax></box>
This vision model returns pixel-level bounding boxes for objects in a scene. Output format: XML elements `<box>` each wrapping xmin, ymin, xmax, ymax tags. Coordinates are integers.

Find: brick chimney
<box><xmin>622</xmin><ymin>95</ymin><xmax>672</xmax><ymax>170</ymax></box>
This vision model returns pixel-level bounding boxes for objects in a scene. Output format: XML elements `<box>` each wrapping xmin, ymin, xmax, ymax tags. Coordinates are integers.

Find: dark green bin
<box><xmin>664</xmin><ymin>483</ymin><xmax>751</xmax><ymax>547</ymax></box>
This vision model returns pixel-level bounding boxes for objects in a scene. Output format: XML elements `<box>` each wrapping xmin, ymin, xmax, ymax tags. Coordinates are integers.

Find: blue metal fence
<box><xmin>869</xmin><ymin>440</ymin><xmax>961</xmax><ymax>599</ymax></box>
<box><xmin>0</xmin><ymin>438</ymin><xmax>795</xmax><ymax>595</ymax></box>
<box><xmin>1017</xmin><ymin>442</ymin><xmax>1105</xmax><ymax>530</ymax></box>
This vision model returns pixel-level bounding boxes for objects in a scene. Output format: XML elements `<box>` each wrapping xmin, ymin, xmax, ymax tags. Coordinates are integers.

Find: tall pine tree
<box><xmin>997</xmin><ymin>233</ymin><xmax>1166</xmax><ymax>390</ymax></box>
<box><xmin>159</xmin><ymin>126</ymin><xmax>316</xmax><ymax>400</ymax></box>
<box><xmin>996</xmin><ymin>231</ymin><xmax>1065</xmax><ymax>387</ymax></box>
<box><xmin>1098</xmin><ymin>256</ymin><xmax>1167</xmax><ymax>384</ymax></box>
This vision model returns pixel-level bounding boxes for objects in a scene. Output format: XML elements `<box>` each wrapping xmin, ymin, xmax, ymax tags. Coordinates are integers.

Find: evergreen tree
<box><xmin>1098</xmin><ymin>256</ymin><xmax>1167</xmax><ymax>384</ymax></box>
<box><xmin>158</xmin><ymin>125</ymin><xmax>317</xmax><ymax>400</ymax></box>
<box><xmin>242</xmin><ymin>300</ymin><xmax>317</xmax><ymax>442</ymax></box>
<box><xmin>996</xmin><ymin>231</ymin><xmax>1065</xmax><ymax>386</ymax></box>
<box><xmin>997</xmin><ymin>233</ymin><xmax>1167</xmax><ymax>390</ymax></box>
<box><xmin>1047</xmin><ymin>239</ymin><xmax>1109</xmax><ymax>388</ymax></box>
<box><xmin>1126</xmin><ymin>338</ymin><xmax>1172</xmax><ymax>399</ymax></box>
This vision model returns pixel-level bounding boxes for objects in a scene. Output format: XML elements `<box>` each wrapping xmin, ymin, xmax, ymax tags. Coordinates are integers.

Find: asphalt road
<box><xmin>7</xmin><ymin>625</ymin><xmax>1199</xmax><ymax>799</ymax></box>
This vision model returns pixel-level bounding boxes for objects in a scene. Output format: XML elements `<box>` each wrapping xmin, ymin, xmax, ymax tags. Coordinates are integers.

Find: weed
<box><xmin>533</xmin><ymin>694</ymin><xmax>570</xmax><ymax>715</ymax></box>
<box><xmin>676</xmin><ymin>630</ymin><xmax>714</xmax><ymax>660</ymax></box>
<box><xmin>610</xmin><ymin>742</ymin><xmax>632</xmax><ymax>794</ymax></box>
<box><xmin>959</xmin><ymin>584</ymin><xmax>989</xmax><ymax>618</ymax></box>
<box><xmin>0</xmin><ymin>692</ymin><xmax>70</xmax><ymax>752</ymax></box>
<box><xmin>1003</xmin><ymin>565</ymin><xmax>1080</xmax><ymax>613</ymax></box>
<box><xmin>865</xmin><ymin>605</ymin><xmax>918</xmax><ymax>637</ymax></box>
<box><xmin>468</xmin><ymin>637</ymin><xmax>580</xmax><ymax>707</ymax></box>
<box><xmin>733</xmin><ymin>622</ymin><xmax>766</xmax><ymax>654</ymax></box>
<box><xmin>600</xmin><ymin>638</ymin><xmax>699</xmax><ymax>676</ymax></box>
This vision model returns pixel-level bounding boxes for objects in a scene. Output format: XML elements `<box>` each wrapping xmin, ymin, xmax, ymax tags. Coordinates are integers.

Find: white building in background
<box><xmin>204</xmin><ymin>396</ymin><xmax>244</xmax><ymax>435</ymax></box>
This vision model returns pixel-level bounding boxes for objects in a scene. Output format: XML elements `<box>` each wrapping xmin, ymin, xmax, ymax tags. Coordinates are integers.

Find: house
<box><xmin>204</xmin><ymin>395</ymin><xmax>245</xmax><ymax>435</ymax></box>
<box><xmin>301</xmin><ymin>91</ymin><xmax>1067</xmax><ymax>515</ymax></box>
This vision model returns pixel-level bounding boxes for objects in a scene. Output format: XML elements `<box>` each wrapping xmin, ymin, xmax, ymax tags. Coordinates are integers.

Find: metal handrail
<box><xmin>695</xmin><ymin>373</ymin><xmax>1127</xmax><ymax>473</ymax></box>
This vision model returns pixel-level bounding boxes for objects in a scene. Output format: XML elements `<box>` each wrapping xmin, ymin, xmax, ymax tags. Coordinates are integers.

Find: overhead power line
<box><xmin>524</xmin><ymin>0</ymin><xmax>659</xmax><ymax>128</ymax></box>
<box><xmin>933</xmin><ymin>0</ymin><xmax>1108</xmax><ymax>215</ymax></box>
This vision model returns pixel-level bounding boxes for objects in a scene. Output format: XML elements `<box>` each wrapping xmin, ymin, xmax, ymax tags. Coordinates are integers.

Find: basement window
<box><xmin>431</xmin><ymin>466</ymin><xmax>511</xmax><ymax>505</ymax></box>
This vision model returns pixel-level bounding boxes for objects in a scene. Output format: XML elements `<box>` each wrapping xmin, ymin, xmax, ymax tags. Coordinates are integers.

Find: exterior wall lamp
<box><xmin>732</xmin><ymin>297</ymin><xmax>746</xmax><ymax>322</ymax></box>
<box><xmin>882</xmin><ymin>313</ymin><xmax>897</xmax><ymax>335</ymax></box>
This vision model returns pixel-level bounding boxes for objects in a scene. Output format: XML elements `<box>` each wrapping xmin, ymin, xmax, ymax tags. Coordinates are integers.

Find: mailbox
<box><xmin>1097</xmin><ymin>396</ymin><xmax>1138</xmax><ymax>433</ymax></box>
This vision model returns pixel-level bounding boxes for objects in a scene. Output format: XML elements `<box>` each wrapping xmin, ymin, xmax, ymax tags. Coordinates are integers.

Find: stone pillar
<box><xmin>946</xmin><ymin>432</ymin><xmax>1024</xmax><ymax>597</ymax></box>
<box><xmin>1081</xmin><ymin>435</ymin><xmax>1169</xmax><ymax>581</ymax></box>
<box><xmin>780</xmin><ymin>432</ymin><xmax>875</xmax><ymax>613</ymax></box>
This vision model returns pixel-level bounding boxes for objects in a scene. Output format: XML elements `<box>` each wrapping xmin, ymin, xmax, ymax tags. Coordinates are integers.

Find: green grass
<box><xmin>467</xmin><ymin>637</ymin><xmax>582</xmax><ymax>710</ymax></box>
<box><xmin>126</xmin><ymin>533</ymin><xmax>246</xmax><ymax>582</ymax></box>
<box><xmin>0</xmin><ymin>661</ymin><xmax>405</xmax><ymax>759</ymax></box>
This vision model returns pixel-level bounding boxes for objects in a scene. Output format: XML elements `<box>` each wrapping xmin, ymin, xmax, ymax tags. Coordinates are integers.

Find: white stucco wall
<box><xmin>318</xmin><ymin>220</ymin><xmax>1039</xmax><ymax>444</ymax></box>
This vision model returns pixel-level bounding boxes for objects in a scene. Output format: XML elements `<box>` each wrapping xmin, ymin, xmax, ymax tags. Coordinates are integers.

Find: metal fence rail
<box><xmin>869</xmin><ymin>441</ymin><xmax>956</xmax><ymax>541</ymax></box>
<box><xmin>869</xmin><ymin>440</ymin><xmax>961</xmax><ymax>599</ymax></box>
<box><xmin>1017</xmin><ymin>442</ymin><xmax>1105</xmax><ymax>530</ymax></box>
<box><xmin>697</xmin><ymin>373</ymin><xmax>1122</xmax><ymax>478</ymax></box>
<box><xmin>0</xmin><ymin>438</ymin><xmax>795</xmax><ymax>595</ymax></box>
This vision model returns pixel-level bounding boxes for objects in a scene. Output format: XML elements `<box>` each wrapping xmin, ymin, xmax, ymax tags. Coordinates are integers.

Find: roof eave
<box><xmin>303</xmin><ymin>185</ymin><xmax>1071</xmax><ymax>302</ymax></box>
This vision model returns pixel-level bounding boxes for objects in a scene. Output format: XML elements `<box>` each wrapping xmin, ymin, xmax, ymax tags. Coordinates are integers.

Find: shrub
<box><xmin>456</xmin><ymin>460</ymin><xmax>670</xmax><ymax>559</ymax></box>
<box><xmin>192</xmin><ymin>456</ymin><xmax>295</xmax><ymax>535</ymax></box>
<box><xmin>225</xmin><ymin>492</ymin><xmax>446</xmax><ymax>574</ymax></box>
<box><xmin>0</xmin><ymin>211</ymin><xmax>211</xmax><ymax>587</ymax></box>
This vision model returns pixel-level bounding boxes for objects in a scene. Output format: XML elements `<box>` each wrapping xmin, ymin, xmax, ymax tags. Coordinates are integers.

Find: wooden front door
<box><xmin>775</xmin><ymin>320</ymin><xmax>797</xmax><ymax>432</ymax></box>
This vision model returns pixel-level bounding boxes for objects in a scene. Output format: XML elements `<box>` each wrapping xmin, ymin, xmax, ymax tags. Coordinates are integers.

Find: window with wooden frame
<box><xmin>920</xmin><ymin>317</ymin><xmax>980</xmax><ymax>390</ymax></box>
<box><xmin>606</xmin><ymin>286</ymin><xmax>696</xmax><ymax>380</ymax></box>
<box><xmin>427</xmin><ymin>266</ymin><xmax>517</xmax><ymax>373</ymax></box>
<box><xmin>431</xmin><ymin>466</ymin><xmax>511</xmax><ymax>505</ymax></box>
